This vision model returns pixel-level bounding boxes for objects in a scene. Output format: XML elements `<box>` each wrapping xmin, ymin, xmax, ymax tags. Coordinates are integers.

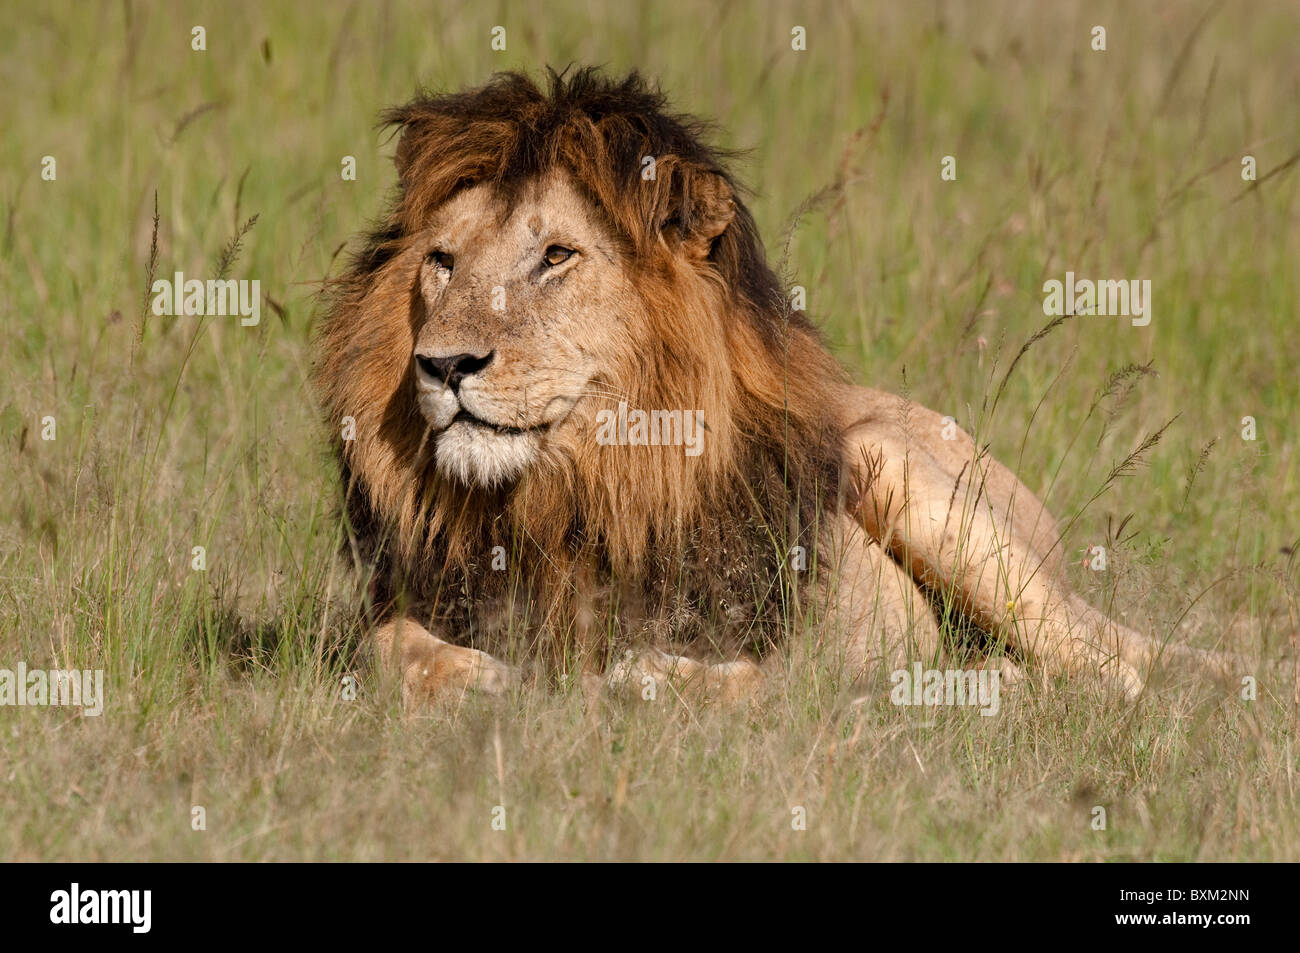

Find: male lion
<box><xmin>315</xmin><ymin>69</ymin><xmax>1219</xmax><ymax>706</ymax></box>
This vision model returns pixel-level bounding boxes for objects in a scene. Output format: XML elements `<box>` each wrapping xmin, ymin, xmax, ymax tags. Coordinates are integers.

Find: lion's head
<box><xmin>315</xmin><ymin>69</ymin><xmax>848</xmax><ymax>655</ymax></box>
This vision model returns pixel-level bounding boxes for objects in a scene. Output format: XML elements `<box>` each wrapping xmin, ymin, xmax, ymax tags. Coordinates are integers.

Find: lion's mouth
<box><xmin>448</xmin><ymin>408</ymin><xmax>545</xmax><ymax>436</ymax></box>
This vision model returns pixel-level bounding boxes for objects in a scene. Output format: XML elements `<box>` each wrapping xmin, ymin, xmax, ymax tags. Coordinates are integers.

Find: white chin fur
<box><xmin>417</xmin><ymin>384</ymin><xmax>459</xmax><ymax>430</ymax></box>
<box><xmin>436</xmin><ymin>421</ymin><xmax>538</xmax><ymax>487</ymax></box>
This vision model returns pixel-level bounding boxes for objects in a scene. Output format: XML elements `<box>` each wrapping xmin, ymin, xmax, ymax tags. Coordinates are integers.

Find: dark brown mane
<box><xmin>315</xmin><ymin>68</ymin><xmax>849</xmax><ymax>670</ymax></box>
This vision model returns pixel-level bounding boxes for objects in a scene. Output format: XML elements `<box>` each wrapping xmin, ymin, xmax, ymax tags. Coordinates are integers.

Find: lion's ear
<box><xmin>388</xmin><ymin>107</ymin><xmax>457</xmax><ymax>187</ymax></box>
<box><xmin>386</xmin><ymin>108</ymin><xmax>484</xmax><ymax>218</ymax></box>
<box><xmin>392</xmin><ymin>112</ymin><xmax>433</xmax><ymax>185</ymax></box>
<box><xmin>671</xmin><ymin>170</ymin><xmax>736</xmax><ymax>259</ymax></box>
<box><xmin>393</xmin><ymin>127</ymin><xmax>417</xmax><ymax>181</ymax></box>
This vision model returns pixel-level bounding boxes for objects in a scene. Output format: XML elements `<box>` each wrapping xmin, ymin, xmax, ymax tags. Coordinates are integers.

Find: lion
<box><xmin>314</xmin><ymin>68</ymin><xmax>1227</xmax><ymax>707</ymax></box>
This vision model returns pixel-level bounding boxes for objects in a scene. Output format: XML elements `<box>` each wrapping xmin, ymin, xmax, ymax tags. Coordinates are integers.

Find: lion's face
<box><xmin>410</xmin><ymin>172</ymin><xmax>632</xmax><ymax>487</ymax></box>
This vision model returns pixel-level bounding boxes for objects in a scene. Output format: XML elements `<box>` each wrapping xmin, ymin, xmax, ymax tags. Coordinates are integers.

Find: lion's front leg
<box><xmin>372</xmin><ymin>617</ymin><xmax>515</xmax><ymax>707</ymax></box>
<box><xmin>824</xmin><ymin>516</ymin><xmax>943</xmax><ymax>679</ymax></box>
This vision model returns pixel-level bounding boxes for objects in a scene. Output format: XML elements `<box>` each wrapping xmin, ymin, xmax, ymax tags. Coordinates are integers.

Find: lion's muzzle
<box><xmin>412</xmin><ymin>346</ymin><xmax>544</xmax><ymax>487</ymax></box>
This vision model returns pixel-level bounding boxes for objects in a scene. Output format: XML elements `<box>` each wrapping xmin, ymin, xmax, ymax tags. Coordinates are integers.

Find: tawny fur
<box><xmin>314</xmin><ymin>68</ymin><xmax>1238</xmax><ymax>702</ymax></box>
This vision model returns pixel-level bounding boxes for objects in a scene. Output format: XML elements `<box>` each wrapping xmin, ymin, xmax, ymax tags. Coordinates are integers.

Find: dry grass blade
<box><xmin>1104</xmin><ymin>415</ymin><xmax>1180</xmax><ymax>484</ymax></box>
<box><xmin>135</xmin><ymin>190</ymin><xmax>160</xmax><ymax>352</ymax></box>
<box><xmin>990</xmin><ymin>314</ymin><xmax>1071</xmax><ymax>416</ymax></box>
<box><xmin>215</xmin><ymin>214</ymin><xmax>260</xmax><ymax>280</ymax></box>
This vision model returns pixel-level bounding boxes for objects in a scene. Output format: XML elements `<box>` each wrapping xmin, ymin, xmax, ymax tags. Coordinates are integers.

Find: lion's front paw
<box><xmin>402</xmin><ymin>642</ymin><xmax>515</xmax><ymax>706</ymax></box>
<box><xmin>605</xmin><ymin>648</ymin><xmax>677</xmax><ymax>692</ymax></box>
<box><xmin>605</xmin><ymin>648</ymin><xmax>763</xmax><ymax>704</ymax></box>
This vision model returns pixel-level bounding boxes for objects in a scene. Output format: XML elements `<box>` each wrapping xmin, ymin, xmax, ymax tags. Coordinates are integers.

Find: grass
<box><xmin>1</xmin><ymin>0</ymin><xmax>1298</xmax><ymax>861</ymax></box>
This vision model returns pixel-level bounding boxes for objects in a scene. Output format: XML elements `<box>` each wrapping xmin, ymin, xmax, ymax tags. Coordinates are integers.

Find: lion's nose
<box><xmin>414</xmin><ymin>350</ymin><xmax>495</xmax><ymax>393</ymax></box>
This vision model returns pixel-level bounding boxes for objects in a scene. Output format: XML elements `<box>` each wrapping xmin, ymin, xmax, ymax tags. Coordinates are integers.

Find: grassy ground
<box><xmin>2</xmin><ymin>0</ymin><xmax>1297</xmax><ymax>860</ymax></box>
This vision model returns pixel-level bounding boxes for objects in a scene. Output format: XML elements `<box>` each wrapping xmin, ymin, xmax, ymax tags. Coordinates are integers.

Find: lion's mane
<box><xmin>315</xmin><ymin>68</ymin><xmax>848</xmax><ymax>665</ymax></box>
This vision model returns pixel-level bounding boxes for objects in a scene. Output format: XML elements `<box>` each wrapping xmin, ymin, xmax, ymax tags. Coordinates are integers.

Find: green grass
<box><xmin>1</xmin><ymin>0</ymin><xmax>1297</xmax><ymax>860</ymax></box>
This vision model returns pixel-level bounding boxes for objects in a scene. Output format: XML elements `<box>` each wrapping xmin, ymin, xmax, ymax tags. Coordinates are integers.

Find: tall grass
<box><xmin>0</xmin><ymin>0</ymin><xmax>1296</xmax><ymax>860</ymax></box>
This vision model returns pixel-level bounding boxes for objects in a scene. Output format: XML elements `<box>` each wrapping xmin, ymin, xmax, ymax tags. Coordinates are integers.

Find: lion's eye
<box><xmin>542</xmin><ymin>245</ymin><xmax>575</xmax><ymax>268</ymax></box>
<box><xmin>426</xmin><ymin>250</ymin><xmax>454</xmax><ymax>271</ymax></box>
